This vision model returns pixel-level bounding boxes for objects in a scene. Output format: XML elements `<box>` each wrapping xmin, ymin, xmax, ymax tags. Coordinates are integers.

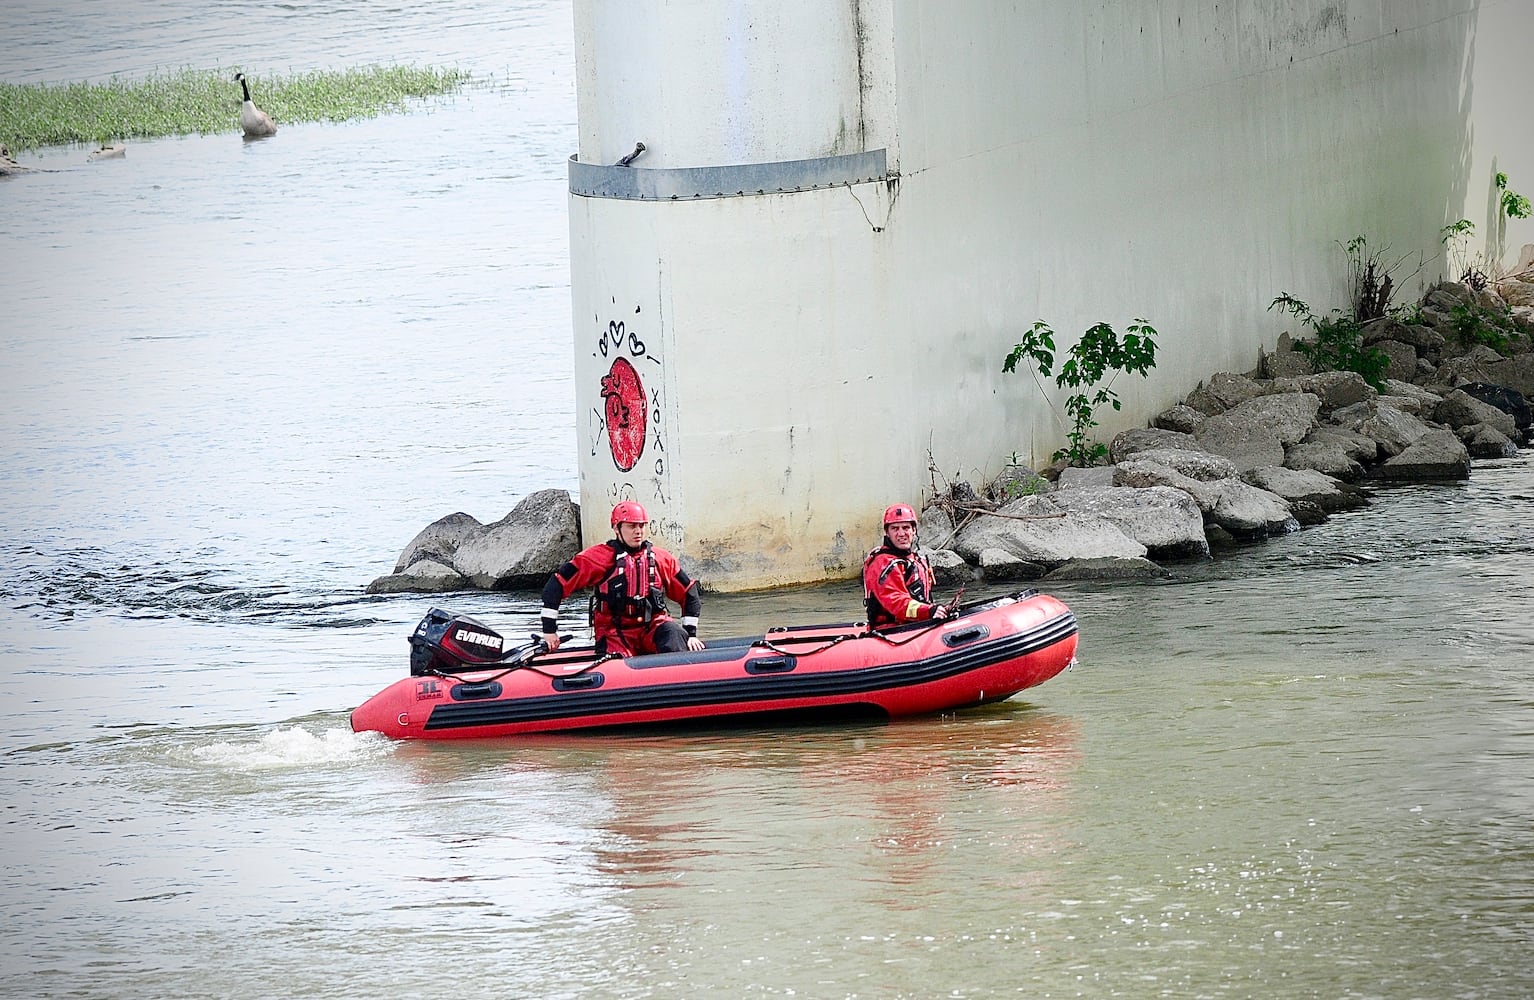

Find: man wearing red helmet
<box><xmin>540</xmin><ymin>500</ymin><xmax>705</xmax><ymax>656</ymax></box>
<box><xmin>862</xmin><ymin>502</ymin><xmax>949</xmax><ymax>629</ymax></box>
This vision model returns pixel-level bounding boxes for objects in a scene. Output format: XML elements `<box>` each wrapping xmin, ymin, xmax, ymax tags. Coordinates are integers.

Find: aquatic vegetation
<box><xmin>0</xmin><ymin>64</ymin><xmax>473</xmax><ymax>150</ymax></box>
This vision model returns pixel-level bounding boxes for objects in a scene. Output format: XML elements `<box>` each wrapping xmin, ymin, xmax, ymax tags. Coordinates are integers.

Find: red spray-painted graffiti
<box><xmin>600</xmin><ymin>356</ymin><xmax>647</xmax><ymax>472</ymax></box>
<box><xmin>591</xmin><ymin>310</ymin><xmax>668</xmax><ymax>497</ymax></box>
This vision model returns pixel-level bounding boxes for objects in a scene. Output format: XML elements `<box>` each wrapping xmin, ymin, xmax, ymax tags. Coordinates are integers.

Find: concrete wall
<box><xmin>568</xmin><ymin>0</ymin><xmax>1534</xmax><ymax>591</ymax></box>
<box><xmin>1458</xmin><ymin>0</ymin><xmax>1534</xmax><ymax>271</ymax></box>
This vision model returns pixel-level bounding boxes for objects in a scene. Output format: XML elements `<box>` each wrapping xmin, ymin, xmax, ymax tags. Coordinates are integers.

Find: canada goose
<box><xmin>1</xmin><ymin>144</ymin><xmax>33</xmax><ymax>176</ymax></box>
<box><xmin>235</xmin><ymin>72</ymin><xmax>277</xmax><ymax>138</ymax></box>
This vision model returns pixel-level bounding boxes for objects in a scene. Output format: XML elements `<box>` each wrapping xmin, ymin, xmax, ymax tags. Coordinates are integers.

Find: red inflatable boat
<box><xmin>350</xmin><ymin>589</ymin><xmax>1078</xmax><ymax>740</ymax></box>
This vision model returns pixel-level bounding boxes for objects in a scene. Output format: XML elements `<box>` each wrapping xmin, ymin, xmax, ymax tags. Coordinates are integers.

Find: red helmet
<box><xmin>610</xmin><ymin>500</ymin><xmax>649</xmax><ymax>528</ymax></box>
<box><xmin>882</xmin><ymin>503</ymin><xmax>918</xmax><ymax>528</ymax></box>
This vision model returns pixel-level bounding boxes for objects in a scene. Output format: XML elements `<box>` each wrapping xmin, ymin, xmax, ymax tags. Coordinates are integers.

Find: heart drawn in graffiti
<box><xmin>600</xmin><ymin>357</ymin><xmax>647</xmax><ymax>472</ymax></box>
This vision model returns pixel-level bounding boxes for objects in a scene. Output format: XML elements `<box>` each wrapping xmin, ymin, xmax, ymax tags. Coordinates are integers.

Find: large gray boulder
<box><xmin>1055</xmin><ymin>465</ymin><xmax>1117</xmax><ymax>491</ymax></box>
<box><xmin>1332</xmin><ymin>401</ymin><xmax>1437</xmax><ymax>457</ymax></box>
<box><xmin>918</xmin><ymin>504</ymin><xmax>959</xmax><ymax>550</ymax></box>
<box><xmin>1361</xmin><ymin>317</ymin><xmax>1445</xmax><ymax>361</ymax></box>
<box><xmin>1192</xmin><ymin>479</ymin><xmax>1301</xmax><ymax>538</ymax></box>
<box><xmin>1185</xmin><ymin>372</ymin><xmax>1269</xmax><ymax>415</ymax></box>
<box><xmin>1192</xmin><ymin>392</ymin><xmax>1322</xmax><ymax>472</ymax></box>
<box><xmin>1373</xmin><ymin>428</ymin><xmax>1471</xmax><ymax>480</ymax></box>
<box><xmin>1273</xmin><ymin>371</ymin><xmax>1375</xmax><ymax>415</ymax></box>
<box><xmin>1458</xmin><ymin>423</ymin><xmax>1520</xmax><ymax>459</ymax></box>
<box><xmin>1433</xmin><ymin>389</ymin><xmax>1519</xmax><ymax>440</ymax></box>
<box><xmin>977</xmin><ymin>547</ymin><xmax>1046</xmax><ymax>581</ymax></box>
<box><xmin>1437</xmin><ymin>344</ymin><xmax>1509</xmax><ymax>387</ymax></box>
<box><xmin>366</xmin><ymin>558</ymin><xmax>467</xmax><ymax>594</ymax></box>
<box><xmin>1480</xmin><ymin>354</ymin><xmax>1534</xmax><ymax>400</ymax></box>
<box><xmin>1376</xmin><ymin>379</ymin><xmax>1443</xmax><ymax>418</ymax></box>
<box><xmin>454</xmin><ymin>489</ymin><xmax>584</xmax><ymax>588</ymax></box>
<box><xmin>1455</xmin><ymin>381</ymin><xmax>1532</xmax><ymax>429</ymax></box>
<box><xmin>1371</xmin><ymin>340</ymin><xmax>1420</xmax><ymax>382</ymax></box>
<box><xmin>1499</xmin><ymin>279</ymin><xmax>1534</xmax><ymax>308</ymax></box>
<box><xmin>368</xmin><ymin>489</ymin><xmax>582</xmax><ymax>593</ymax></box>
<box><xmin>1259</xmin><ymin>333</ymin><xmax>1315</xmax><ymax>379</ymax></box>
<box><xmin>1425</xmin><ymin>280</ymin><xmax>1475</xmax><ymax>310</ymax></box>
<box><xmin>1123</xmin><ymin>447</ymin><xmax>1239</xmax><ymax>482</ymax></box>
<box><xmin>1282</xmin><ymin>428</ymin><xmax>1372</xmax><ymax>481</ymax></box>
<box><xmin>1115</xmin><ymin>459</ymin><xmax>1298</xmax><ymax>539</ymax></box>
<box><xmin>1108</xmin><ymin>427</ymin><xmax>1201</xmax><ymax>462</ymax></box>
<box><xmin>392</xmin><ymin>511</ymin><xmax>481</xmax><ymax>574</ymax></box>
<box><xmin>1041</xmin><ymin>484</ymin><xmax>1210</xmax><ymax>561</ymax></box>
<box><xmin>1151</xmin><ymin>403</ymin><xmax>1206</xmax><ymax>434</ymax></box>
<box><xmin>1242</xmin><ymin>466</ymin><xmax>1369</xmax><ymax>515</ymax></box>
<box><xmin>952</xmin><ymin>495</ymin><xmax>1147</xmax><ymax>567</ymax></box>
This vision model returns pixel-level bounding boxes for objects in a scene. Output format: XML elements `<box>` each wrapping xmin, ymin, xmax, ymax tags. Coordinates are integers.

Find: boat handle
<box><xmin>554</xmin><ymin>672</ymin><xmax>605</xmax><ymax>691</ymax></box>
<box><xmin>942</xmin><ymin>625</ymin><xmax>989</xmax><ymax>647</ymax></box>
<box><xmin>451</xmin><ymin>681</ymin><xmax>503</xmax><ymax>701</ymax></box>
<box><xmin>745</xmin><ymin>655</ymin><xmax>796</xmax><ymax>674</ymax></box>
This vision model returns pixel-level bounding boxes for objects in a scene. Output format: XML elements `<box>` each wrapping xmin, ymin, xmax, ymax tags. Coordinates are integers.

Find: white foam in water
<box><xmin>192</xmin><ymin>726</ymin><xmax>385</xmax><ymax>769</ymax></box>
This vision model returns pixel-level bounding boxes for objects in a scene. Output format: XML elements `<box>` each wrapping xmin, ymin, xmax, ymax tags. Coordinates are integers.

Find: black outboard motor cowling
<box><xmin>409</xmin><ymin>607</ymin><xmax>507</xmax><ymax>675</ymax></box>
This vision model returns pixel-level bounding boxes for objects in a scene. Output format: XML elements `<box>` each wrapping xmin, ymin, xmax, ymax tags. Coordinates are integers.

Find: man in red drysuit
<box><xmin>540</xmin><ymin>501</ymin><xmax>705</xmax><ymax>656</ymax></box>
<box><xmin>862</xmin><ymin>502</ymin><xmax>949</xmax><ymax>629</ymax></box>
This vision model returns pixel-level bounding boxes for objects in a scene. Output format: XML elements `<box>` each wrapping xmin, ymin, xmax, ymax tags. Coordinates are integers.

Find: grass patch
<box><xmin>0</xmin><ymin>64</ymin><xmax>474</xmax><ymax>151</ymax></box>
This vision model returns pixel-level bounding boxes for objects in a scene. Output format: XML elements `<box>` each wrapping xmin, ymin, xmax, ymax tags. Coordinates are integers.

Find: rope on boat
<box><xmin>418</xmin><ymin>663</ymin><xmax>523</xmax><ymax>684</ymax></box>
<box><xmin>749</xmin><ymin>633</ymin><xmax>858</xmax><ymax>657</ymax></box>
<box><xmin>524</xmin><ymin>654</ymin><xmax>615</xmax><ymax>678</ymax></box>
<box><xmin>865</xmin><ymin>624</ymin><xmax>942</xmax><ymax>648</ymax></box>
<box><xmin>418</xmin><ymin>655</ymin><xmax>610</xmax><ymax>683</ymax></box>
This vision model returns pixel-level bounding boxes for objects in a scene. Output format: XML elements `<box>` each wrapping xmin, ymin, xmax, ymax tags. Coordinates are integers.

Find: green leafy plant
<box><xmin>985</xmin><ymin>452</ymin><xmax>1051</xmax><ymax>500</ymax></box>
<box><xmin>999</xmin><ymin>475</ymin><xmax>1050</xmax><ymax>499</ymax></box>
<box><xmin>1447</xmin><ymin>174</ymin><xmax>1533</xmax><ymax>286</ymax></box>
<box><xmin>1497</xmin><ymin>171</ymin><xmax>1532</xmax><ymax>221</ymax></box>
<box><xmin>1449</xmin><ymin>300</ymin><xmax>1525</xmax><ymax>353</ymax></box>
<box><xmin>1391</xmin><ymin>300</ymin><xmax>1427</xmax><ymax>326</ymax></box>
<box><xmin>1442</xmin><ymin>219</ymin><xmax>1486</xmax><ymax>289</ymax></box>
<box><xmin>1492</xmin><ymin>171</ymin><xmax>1532</xmax><ymax>280</ymax></box>
<box><xmin>1002</xmin><ymin>319</ymin><xmax>1159</xmax><ymax>467</ymax></box>
<box><xmin>1269</xmin><ymin>293</ymin><xmax>1389</xmax><ymax>388</ymax></box>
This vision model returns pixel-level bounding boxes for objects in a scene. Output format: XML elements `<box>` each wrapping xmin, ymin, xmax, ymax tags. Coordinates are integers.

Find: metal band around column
<box><xmin>568</xmin><ymin>148</ymin><xmax>887</xmax><ymax>201</ymax></box>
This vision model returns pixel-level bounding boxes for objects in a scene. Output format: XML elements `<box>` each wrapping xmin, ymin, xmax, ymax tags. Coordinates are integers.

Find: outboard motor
<box><xmin>409</xmin><ymin>608</ymin><xmax>507</xmax><ymax>676</ymax></box>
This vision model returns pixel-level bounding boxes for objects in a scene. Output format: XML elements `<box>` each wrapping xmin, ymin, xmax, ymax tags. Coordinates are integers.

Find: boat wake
<box><xmin>189</xmin><ymin>725</ymin><xmax>389</xmax><ymax>770</ymax></box>
<box><xmin>0</xmin><ymin>540</ymin><xmax>447</xmax><ymax>629</ymax></box>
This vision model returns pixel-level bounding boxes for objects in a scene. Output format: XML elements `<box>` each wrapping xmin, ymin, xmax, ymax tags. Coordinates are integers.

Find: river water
<box><xmin>3</xmin><ymin>2</ymin><xmax>1532</xmax><ymax>997</ymax></box>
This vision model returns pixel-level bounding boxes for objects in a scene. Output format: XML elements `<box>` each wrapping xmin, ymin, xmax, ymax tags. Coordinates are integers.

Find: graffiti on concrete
<box><xmin>590</xmin><ymin>307</ymin><xmax>668</xmax><ymax>494</ymax></box>
<box><xmin>600</xmin><ymin>356</ymin><xmax>646</xmax><ymax>472</ymax></box>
